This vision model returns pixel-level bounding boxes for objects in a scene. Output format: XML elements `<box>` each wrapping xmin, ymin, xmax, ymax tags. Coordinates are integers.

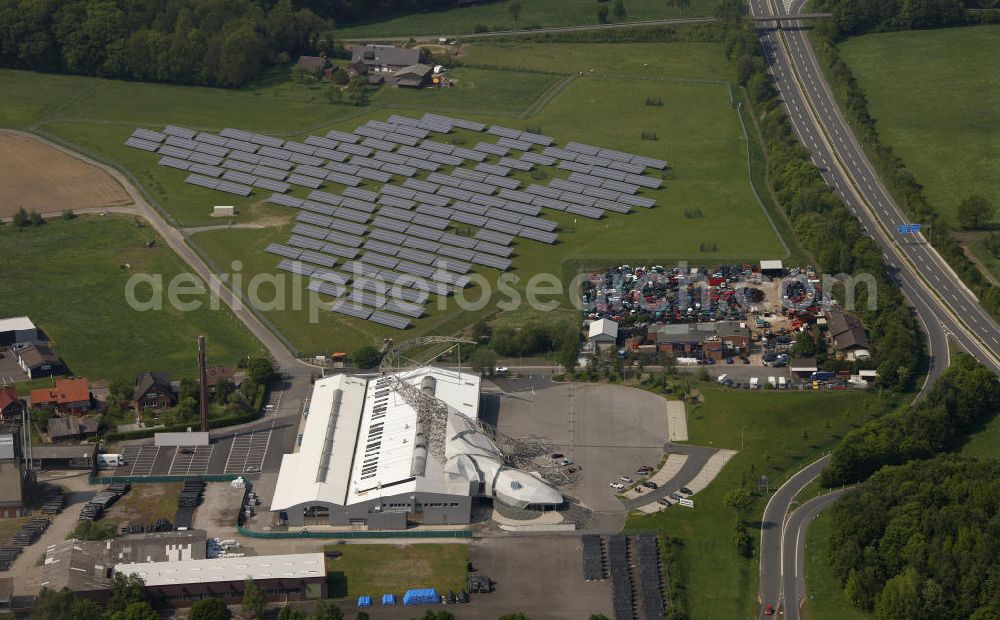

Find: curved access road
<box><xmin>781</xmin><ymin>488</ymin><xmax>851</xmax><ymax>620</ymax></box>
<box><xmin>757</xmin><ymin>454</ymin><xmax>830</xmax><ymax>618</ymax></box>
<box><xmin>747</xmin><ymin>0</ymin><xmax>1000</xmax><ymax>382</ymax></box>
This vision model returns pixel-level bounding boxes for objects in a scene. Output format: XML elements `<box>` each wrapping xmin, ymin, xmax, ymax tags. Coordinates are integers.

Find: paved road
<box><xmin>746</xmin><ymin>2</ymin><xmax>1000</xmax><ymax>383</ymax></box>
<box><xmin>781</xmin><ymin>488</ymin><xmax>850</xmax><ymax>620</ymax></box>
<box><xmin>757</xmin><ymin>454</ymin><xmax>830</xmax><ymax>618</ymax></box>
<box><xmin>620</xmin><ymin>444</ymin><xmax>717</xmax><ymax>510</ymax></box>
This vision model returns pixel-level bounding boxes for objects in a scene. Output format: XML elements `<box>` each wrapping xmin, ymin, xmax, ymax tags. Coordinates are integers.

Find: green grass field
<box><xmin>838</xmin><ymin>25</ymin><xmax>1000</xmax><ymax>228</ymax></box>
<box><xmin>0</xmin><ymin>39</ymin><xmax>788</xmax><ymax>354</ymax></box>
<box><xmin>0</xmin><ymin>217</ymin><xmax>263</xmax><ymax>381</ymax></box>
<box><xmin>324</xmin><ymin>543</ymin><xmax>468</xmax><ymax>599</ymax></box>
<box><xmin>803</xmin><ymin>510</ymin><xmax>873</xmax><ymax>620</ymax></box>
<box><xmin>335</xmin><ymin>0</ymin><xmax>717</xmax><ymax>37</ymax></box>
<box><xmin>625</xmin><ymin>385</ymin><xmax>894</xmax><ymax>618</ymax></box>
<box><xmin>967</xmin><ymin>235</ymin><xmax>1000</xmax><ymax>286</ymax></box>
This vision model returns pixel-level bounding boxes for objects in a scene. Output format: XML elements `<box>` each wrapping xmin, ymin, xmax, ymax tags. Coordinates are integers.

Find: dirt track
<box><xmin>0</xmin><ymin>131</ymin><xmax>132</xmax><ymax>216</ymax></box>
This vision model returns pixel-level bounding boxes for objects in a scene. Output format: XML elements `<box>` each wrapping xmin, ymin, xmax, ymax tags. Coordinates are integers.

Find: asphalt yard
<box><xmin>167</xmin><ymin>445</ymin><xmax>215</xmax><ymax>476</ymax></box>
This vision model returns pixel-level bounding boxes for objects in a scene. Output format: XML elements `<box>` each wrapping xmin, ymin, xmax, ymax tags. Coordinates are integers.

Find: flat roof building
<box><xmin>271</xmin><ymin>367</ymin><xmax>561</xmax><ymax>530</ymax></box>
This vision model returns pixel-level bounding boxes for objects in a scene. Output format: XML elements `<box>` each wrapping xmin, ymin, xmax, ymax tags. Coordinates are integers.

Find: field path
<box><xmin>0</xmin><ymin>129</ymin><xmax>302</xmax><ymax>372</ymax></box>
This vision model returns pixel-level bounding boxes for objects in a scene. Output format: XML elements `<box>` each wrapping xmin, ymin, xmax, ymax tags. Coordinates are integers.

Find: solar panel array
<box><xmin>125</xmin><ymin>113</ymin><xmax>666</xmax><ymax>329</ymax></box>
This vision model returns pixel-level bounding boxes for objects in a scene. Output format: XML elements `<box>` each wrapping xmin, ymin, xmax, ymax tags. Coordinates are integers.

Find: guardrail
<box><xmin>237</xmin><ymin>526</ymin><xmax>472</xmax><ymax>539</ymax></box>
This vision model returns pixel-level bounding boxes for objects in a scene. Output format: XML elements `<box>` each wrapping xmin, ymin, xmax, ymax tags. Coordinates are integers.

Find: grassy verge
<box><xmin>625</xmin><ymin>385</ymin><xmax>897</xmax><ymax>618</ymax></box>
<box><xmin>323</xmin><ymin>543</ymin><xmax>468</xmax><ymax>599</ymax></box>
<box><xmin>802</xmin><ymin>510</ymin><xmax>872</xmax><ymax>620</ymax></box>
<box><xmin>967</xmin><ymin>235</ymin><xmax>1000</xmax><ymax>287</ymax></box>
<box><xmin>335</xmin><ymin>0</ymin><xmax>718</xmax><ymax>38</ymax></box>
<box><xmin>836</xmin><ymin>25</ymin><xmax>1000</xmax><ymax>228</ymax></box>
<box><xmin>0</xmin><ymin>217</ymin><xmax>264</xmax><ymax>381</ymax></box>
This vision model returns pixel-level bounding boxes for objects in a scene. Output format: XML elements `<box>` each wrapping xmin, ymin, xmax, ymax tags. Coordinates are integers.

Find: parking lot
<box><xmin>223</xmin><ymin>425</ymin><xmax>273</xmax><ymax>474</ymax></box>
<box><xmin>110</xmin><ymin>421</ymin><xmax>276</xmax><ymax>477</ymax></box>
<box><xmin>489</xmin><ymin>377</ymin><xmax>670</xmax><ymax>520</ymax></box>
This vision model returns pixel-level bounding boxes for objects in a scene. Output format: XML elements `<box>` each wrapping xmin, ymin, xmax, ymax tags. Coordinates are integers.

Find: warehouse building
<box><xmin>271</xmin><ymin>367</ymin><xmax>562</xmax><ymax>529</ymax></box>
<box><xmin>0</xmin><ymin>317</ymin><xmax>38</xmax><ymax>348</ymax></box>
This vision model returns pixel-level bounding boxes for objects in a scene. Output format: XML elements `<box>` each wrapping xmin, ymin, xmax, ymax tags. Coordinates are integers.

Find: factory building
<box><xmin>271</xmin><ymin>367</ymin><xmax>562</xmax><ymax>529</ymax></box>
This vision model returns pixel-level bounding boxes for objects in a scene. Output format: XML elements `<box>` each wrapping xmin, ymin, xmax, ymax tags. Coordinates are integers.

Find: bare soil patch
<box><xmin>0</xmin><ymin>131</ymin><xmax>131</xmax><ymax>216</ymax></box>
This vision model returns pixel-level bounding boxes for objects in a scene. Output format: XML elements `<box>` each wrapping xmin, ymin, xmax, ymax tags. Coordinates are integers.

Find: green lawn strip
<box><xmin>967</xmin><ymin>236</ymin><xmax>1000</xmax><ymax>287</ymax></box>
<box><xmin>625</xmin><ymin>386</ymin><xmax>892</xmax><ymax>619</ymax></box>
<box><xmin>323</xmin><ymin>543</ymin><xmax>468</xmax><ymax>599</ymax></box>
<box><xmin>335</xmin><ymin>0</ymin><xmax>717</xmax><ymax>38</ymax></box>
<box><xmin>837</xmin><ymin>25</ymin><xmax>1000</xmax><ymax>227</ymax></box>
<box><xmin>0</xmin><ymin>217</ymin><xmax>263</xmax><ymax>381</ymax></box>
<box><xmin>802</xmin><ymin>510</ymin><xmax>873</xmax><ymax>620</ymax></box>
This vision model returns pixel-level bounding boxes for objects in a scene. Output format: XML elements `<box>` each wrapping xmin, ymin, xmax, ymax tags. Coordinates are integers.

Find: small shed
<box><xmin>296</xmin><ymin>55</ymin><xmax>328</xmax><ymax>76</ymax></box>
<box><xmin>759</xmin><ymin>260</ymin><xmax>784</xmax><ymax>277</ymax></box>
<box><xmin>393</xmin><ymin>63</ymin><xmax>433</xmax><ymax>88</ymax></box>
<box><xmin>790</xmin><ymin>358</ymin><xmax>818</xmax><ymax>376</ymax></box>
<box><xmin>213</xmin><ymin>205</ymin><xmax>234</xmax><ymax>217</ymax></box>
<box><xmin>588</xmin><ymin>319</ymin><xmax>619</xmax><ymax>346</ymax></box>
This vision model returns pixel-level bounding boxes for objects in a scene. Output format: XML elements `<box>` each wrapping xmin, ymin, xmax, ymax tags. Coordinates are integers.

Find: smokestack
<box><xmin>198</xmin><ymin>335</ymin><xmax>208</xmax><ymax>433</ymax></box>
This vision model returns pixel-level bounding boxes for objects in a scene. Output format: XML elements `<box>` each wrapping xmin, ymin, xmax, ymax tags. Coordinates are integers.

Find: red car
<box><xmin>764</xmin><ymin>604</ymin><xmax>774</xmax><ymax>616</ymax></box>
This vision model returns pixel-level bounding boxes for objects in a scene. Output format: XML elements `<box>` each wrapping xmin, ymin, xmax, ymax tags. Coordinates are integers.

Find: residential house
<box><xmin>30</xmin><ymin>378</ymin><xmax>91</xmax><ymax>414</ymax></box>
<box><xmin>47</xmin><ymin>416</ymin><xmax>100</xmax><ymax>441</ymax></box>
<box><xmin>133</xmin><ymin>372</ymin><xmax>175</xmax><ymax>412</ymax></box>
<box><xmin>588</xmin><ymin>318</ymin><xmax>619</xmax><ymax>350</ymax></box>
<box><xmin>826</xmin><ymin>311</ymin><xmax>871</xmax><ymax>361</ymax></box>
<box><xmin>346</xmin><ymin>60</ymin><xmax>369</xmax><ymax>78</ymax></box>
<box><xmin>15</xmin><ymin>343</ymin><xmax>63</xmax><ymax>379</ymax></box>
<box><xmin>393</xmin><ymin>63</ymin><xmax>433</xmax><ymax>88</ymax></box>
<box><xmin>350</xmin><ymin>44</ymin><xmax>421</xmax><ymax>74</ymax></box>
<box><xmin>0</xmin><ymin>388</ymin><xmax>23</xmax><ymax>420</ymax></box>
<box><xmin>0</xmin><ymin>316</ymin><xmax>37</xmax><ymax>348</ymax></box>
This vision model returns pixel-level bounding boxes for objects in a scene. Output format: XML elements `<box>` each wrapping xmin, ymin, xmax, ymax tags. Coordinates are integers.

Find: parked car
<box><xmin>679</xmin><ymin>486</ymin><xmax>693</xmax><ymax>495</ymax></box>
<box><xmin>642</xmin><ymin>481</ymin><xmax>658</xmax><ymax>489</ymax></box>
<box><xmin>610</xmin><ymin>482</ymin><xmax>625</xmax><ymax>490</ymax></box>
<box><xmin>669</xmin><ymin>493</ymin><xmax>682</xmax><ymax>501</ymax></box>
<box><xmin>657</xmin><ymin>498</ymin><xmax>671</xmax><ymax>506</ymax></box>
<box><xmin>620</xmin><ymin>475</ymin><xmax>633</xmax><ymax>484</ymax></box>
<box><xmin>245</xmin><ymin>466</ymin><xmax>259</xmax><ymax>473</ymax></box>
<box><xmin>636</xmin><ymin>465</ymin><xmax>654</xmax><ymax>475</ymax></box>
<box><xmin>764</xmin><ymin>604</ymin><xmax>774</xmax><ymax>615</ymax></box>
<box><xmin>558</xmin><ymin>459</ymin><xmax>573</xmax><ymax>466</ymax></box>
<box><xmin>551</xmin><ymin>453</ymin><xmax>565</xmax><ymax>460</ymax></box>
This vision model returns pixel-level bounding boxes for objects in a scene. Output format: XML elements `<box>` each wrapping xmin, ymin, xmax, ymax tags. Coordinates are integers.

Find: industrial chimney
<box><xmin>198</xmin><ymin>335</ymin><xmax>208</xmax><ymax>432</ymax></box>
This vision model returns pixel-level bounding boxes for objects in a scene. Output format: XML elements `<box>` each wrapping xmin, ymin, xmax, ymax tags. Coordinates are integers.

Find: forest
<box><xmin>821</xmin><ymin>353</ymin><xmax>1000</xmax><ymax>486</ymax></box>
<box><xmin>828</xmin><ymin>457</ymin><xmax>1000</xmax><ymax>619</ymax></box>
<box><xmin>0</xmin><ymin>0</ymin><xmax>336</xmax><ymax>86</ymax></box>
<box><xmin>816</xmin><ymin>0</ymin><xmax>999</xmax><ymax>36</ymax></box>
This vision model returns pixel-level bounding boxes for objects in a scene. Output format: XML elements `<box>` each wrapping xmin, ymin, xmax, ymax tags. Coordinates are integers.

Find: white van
<box><xmin>778</xmin><ymin>377</ymin><xmax>787</xmax><ymax>389</ymax></box>
<box><xmin>97</xmin><ymin>454</ymin><xmax>125</xmax><ymax>469</ymax></box>
<box><xmin>749</xmin><ymin>377</ymin><xmax>759</xmax><ymax>389</ymax></box>
<box><xmin>768</xmin><ymin>376</ymin><xmax>777</xmax><ymax>388</ymax></box>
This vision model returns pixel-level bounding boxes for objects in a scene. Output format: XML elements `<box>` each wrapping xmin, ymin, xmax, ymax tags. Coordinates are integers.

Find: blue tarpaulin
<box><xmin>403</xmin><ymin>588</ymin><xmax>440</xmax><ymax>605</ymax></box>
<box><xmin>357</xmin><ymin>596</ymin><xmax>372</xmax><ymax>607</ymax></box>
<box><xmin>381</xmin><ymin>593</ymin><xmax>396</xmax><ymax>606</ymax></box>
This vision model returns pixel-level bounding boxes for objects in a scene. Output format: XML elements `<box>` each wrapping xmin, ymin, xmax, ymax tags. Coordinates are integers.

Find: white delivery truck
<box><xmin>779</xmin><ymin>376</ymin><xmax>787</xmax><ymax>389</ymax></box>
<box><xmin>97</xmin><ymin>454</ymin><xmax>125</xmax><ymax>469</ymax></box>
<box><xmin>749</xmin><ymin>377</ymin><xmax>759</xmax><ymax>389</ymax></box>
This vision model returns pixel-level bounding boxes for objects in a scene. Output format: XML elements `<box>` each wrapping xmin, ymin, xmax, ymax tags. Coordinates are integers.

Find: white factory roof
<box><xmin>115</xmin><ymin>552</ymin><xmax>325</xmax><ymax>586</ymax></box>
<box><xmin>760</xmin><ymin>259</ymin><xmax>784</xmax><ymax>271</ymax></box>
<box><xmin>271</xmin><ymin>367</ymin><xmax>483</xmax><ymax>511</ymax></box>
<box><xmin>0</xmin><ymin>316</ymin><xmax>35</xmax><ymax>332</ymax></box>
<box><xmin>588</xmin><ymin>318</ymin><xmax>618</xmax><ymax>340</ymax></box>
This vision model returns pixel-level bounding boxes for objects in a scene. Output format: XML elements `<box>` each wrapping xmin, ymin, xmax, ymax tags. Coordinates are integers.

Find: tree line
<box><xmin>821</xmin><ymin>353</ymin><xmax>1000</xmax><ymax>486</ymax></box>
<box><xmin>0</xmin><ymin>0</ymin><xmax>336</xmax><ymax>87</ymax></box>
<box><xmin>717</xmin><ymin>0</ymin><xmax>922</xmax><ymax>390</ymax></box>
<box><xmin>828</xmin><ymin>456</ymin><xmax>1000</xmax><ymax>619</ymax></box>
<box><xmin>815</xmin><ymin>0</ymin><xmax>998</xmax><ymax>37</ymax></box>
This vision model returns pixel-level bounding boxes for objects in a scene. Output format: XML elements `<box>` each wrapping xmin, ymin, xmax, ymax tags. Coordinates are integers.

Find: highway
<box><xmin>747</xmin><ymin>0</ymin><xmax>1000</xmax><ymax>384</ymax></box>
<box><xmin>749</xmin><ymin>0</ymin><xmax>1000</xmax><ymax>616</ymax></box>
